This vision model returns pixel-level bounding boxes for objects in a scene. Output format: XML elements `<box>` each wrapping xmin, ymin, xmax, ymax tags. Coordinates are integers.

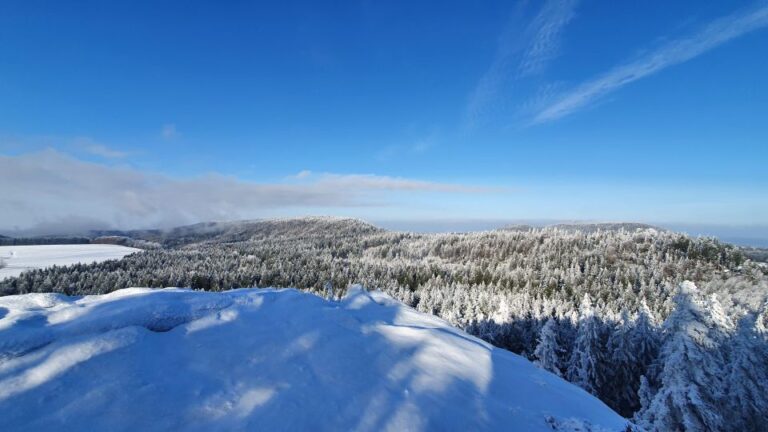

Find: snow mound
<box><xmin>0</xmin><ymin>287</ymin><xmax>629</xmax><ymax>431</ymax></box>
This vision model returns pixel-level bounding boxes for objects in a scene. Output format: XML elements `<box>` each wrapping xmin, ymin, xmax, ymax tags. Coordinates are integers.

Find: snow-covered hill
<box><xmin>0</xmin><ymin>244</ymin><xmax>141</xmax><ymax>280</ymax></box>
<box><xmin>0</xmin><ymin>287</ymin><xmax>629</xmax><ymax>431</ymax></box>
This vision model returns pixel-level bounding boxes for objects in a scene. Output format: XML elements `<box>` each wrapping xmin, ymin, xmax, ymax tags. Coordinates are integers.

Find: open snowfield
<box><xmin>0</xmin><ymin>286</ymin><xmax>628</xmax><ymax>431</ymax></box>
<box><xmin>0</xmin><ymin>244</ymin><xmax>141</xmax><ymax>280</ymax></box>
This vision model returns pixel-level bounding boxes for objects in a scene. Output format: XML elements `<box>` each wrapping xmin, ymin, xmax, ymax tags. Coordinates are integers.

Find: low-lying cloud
<box><xmin>0</xmin><ymin>150</ymin><xmax>498</xmax><ymax>233</ymax></box>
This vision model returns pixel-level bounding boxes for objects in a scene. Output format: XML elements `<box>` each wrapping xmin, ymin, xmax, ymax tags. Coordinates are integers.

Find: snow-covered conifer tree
<box><xmin>630</xmin><ymin>299</ymin><xmax>659</xmax><ymax>370</ymax></box>
<box><xmin>635</xmin><ymin>282</ymin><xmax>726</xmax><ymax>432</ymax></box>
<box><xmin>603</xmin><ymin>310</ymin><xmax>635</xmax><ymax>415</ymax></box>
<box><xmin>636</xmin><ymin>375</ymin><xmax>653</xmax><ymax>417</ymax></box>
<box><xmin>566</xmin><ymin>293</ymin><xmax>603</xmax><ymax>395</ymax></box>
<box><xmin>724</xmin><ymin>314</ymin><xmax>768</xmax><ymax>430</ymax></box>
<box><xmin>534</xmin><ymin>317</ymin><xmax>562</xmax><ymax>376</ymax></box>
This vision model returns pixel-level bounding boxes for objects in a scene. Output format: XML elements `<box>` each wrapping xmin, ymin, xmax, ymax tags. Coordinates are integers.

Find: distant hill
<box><xmin>740</xmin><ymin>247</ymin><xmax>768</xmax><ymax>263</ymax></box>
<box><xmin>549</xmin><ymin>222</ymin><xmax>663</xmax><ymax>233</ymax></box>
<box><xmin>496</xmin><ymin>224</ymin><xmax>536</xmax><ymax>232</ymax></box>
<box><xmin>91</xmin><ymin>236</ymin><xmax>161</xmax><ymax>249</ymax></box>
<box><xmin>497</xmin><ymin>222</ymin><xmax>663</xmax><ymax>234</ymax></box>
<box><xmin>0</xmin><ymin>218</ymin><xmax>718</xmax><ymax>249</ymax></box>
<box><xmin>157</xmin><ymin>217</ymin><xmax>383</xmax><ymax>247</ymax></box>
<box><xmin>85</xmin><ymin>217</ymin><xmax>383</xmax><ymax>247</ymax></box>
<box><xmin>0</xmin><ymin>236</ymin><xmax>91</xmax><ymax>246</ymax></box>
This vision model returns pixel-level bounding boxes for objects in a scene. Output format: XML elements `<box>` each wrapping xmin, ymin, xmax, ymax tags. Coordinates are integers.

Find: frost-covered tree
<box><xmin>566</xmin><ymin>294</ymin><xmax>604</xmax><ymax>395</ymax></box>
<box><xmin>605</xmin><ymin>300</ymin><xmax>660</xmax><ymax>416</ymax></box>
<box><xmin>602</xmin><ymin>300</ymin><xmax>659</xmax><ymax>417</ymax></box>
<box><xmin>724</xmin><ymin>314</ymin><xmax>768</xmax><ymax>430</ymax></box>
<box><xmin>603</xmin><ymin>311</ymin><xmax>636</xmax><ymax>415</ymax></box>
<box><xmin>324</xmin><ymin>280</ymin><xmax>334</xmax><ymax>300</ymax></box>
<box><xmin>636</xmin><ymin>375</ymin><xmax>653</xmax><ymax>417</ymax></box>
<box><xmin>534</xmin><ymin>317</ymin><xmax>561</xmax><ymax>376</ymax></box>
<box><xmin>635</xmin><ymin>282</ymin><xmax>727</xmax><ymax>432</ymax></box>
<box><xmin>706</xmin><ymin>293</ymin><xmax>734</xmax><ymax>334</ymax></box>
<box><xmin>630</xmin><ymin>300</ymin><xmax>659</xmax><ymax>371</ymax></box>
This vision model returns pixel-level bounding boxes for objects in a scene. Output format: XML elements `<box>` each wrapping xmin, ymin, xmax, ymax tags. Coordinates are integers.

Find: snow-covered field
<box><xmin>0</xmin><ymin>244</ymin><xmax>140</xmax><ymax>280</ymax></box>
<box><xmin>0</xmin><ymin>287</ymin><xmax>628</xmax><ymax>431</ymax></box>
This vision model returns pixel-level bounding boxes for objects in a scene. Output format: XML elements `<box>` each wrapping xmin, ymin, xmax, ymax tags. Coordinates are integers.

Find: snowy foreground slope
<box><xmin>0</xmin><ymin>244</ymin><xmax>141</xmax><ymax>280</ymax></box>
<box><xmin>0</xmin><ymin>287</ymin><xmax>629</xmax><ymax>431</ymax></box>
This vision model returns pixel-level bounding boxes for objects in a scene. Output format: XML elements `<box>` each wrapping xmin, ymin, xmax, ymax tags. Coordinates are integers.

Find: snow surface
<box><xmin>0</xmin><ymin>244</ymin><xmax>141</xmax><ymax>280</ymax></box>
<box><xmin>0</xmin><ymin>287</ymin><xmax>629</xmax><ymax>431</ymax></box>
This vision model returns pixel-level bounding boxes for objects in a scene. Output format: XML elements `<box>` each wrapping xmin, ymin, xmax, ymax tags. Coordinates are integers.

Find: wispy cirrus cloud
<box><xmin>73</xmin><ymin>137</ymin><xmax>128</xmax><ymax>159</ymax></box>
<box><xmin>518</xmin><ymin>0</ymin><xmax>578</xmax><ymax>77</ymax></box>
<box><xmin>292</xmin><ymin>170</ymin><xmax>312</xmax><ymax>179</ymax></box>
<box><xmin>1</xmin><ymin>134</ymin><xmax>130</xmax><ymax>159</ymax></box>
<box><xmin>376</xmin><ymin>130</ymin><xmax>439</xmax><ymax>162</ymax></box>
<box><xmin>161</xmin><ymin>123</ymin><xmax>179</xmax><ymax>140</ymax></box>
<box><xmin>311</xmin><ymin>173</ymin><xmax>500</xmax><ymax>194</ymax></box>
<box><xmin>532</xmin><ymin>3</ymin><xmax>768</xmax><ymax>124</ymax></box>
<box><xmin>465</xmin><ymin>0</ymin><xmax>579</xmax><ymax>129</ymax></box>
<box><xmin>0</xmin><ymin>150</ymin><xmax>501</xmax><ymax>231</ymax></box>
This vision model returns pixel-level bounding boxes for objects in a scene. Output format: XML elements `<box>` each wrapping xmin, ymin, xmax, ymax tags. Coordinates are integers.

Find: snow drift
<box><xmin>0</xmin><ymin>287</ymin><xmax>629</xmax><ymax>431</ymax></box>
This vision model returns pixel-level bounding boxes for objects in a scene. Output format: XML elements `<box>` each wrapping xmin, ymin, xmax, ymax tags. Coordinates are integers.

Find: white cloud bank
<box><xmin>532</xmin><ymin>3</ymin><xmax>768</xmax><ymax>123</ymax></box>
<box><xmin>0</xmin><ymin>150</ymin><xmax>497</xmax><ymax>233</ymax></box>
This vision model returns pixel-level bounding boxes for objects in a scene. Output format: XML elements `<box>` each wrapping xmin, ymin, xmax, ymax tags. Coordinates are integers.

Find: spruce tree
<box><xmin>724</xmin><ymin>314</ymin><xmax>768</xmax><ymax>430</ymax></box>
<box><xmin>604</xmin><ymin>310</ymin><xmax>635</xmax><ymax>415</ymax></box>
<box><xmin>566</xmin><ymin>293</ymin><xmax>604</xmax><ymax>395</ymax></box>
<box><xmin>635</xmin><ymin>282</ymin><xmax>726</xmax><ymax>432</ymax></box>
<box><xmin>534</xmin><ymin>317</ymin><xmax>562</xmax><ymax>376</ymax></box>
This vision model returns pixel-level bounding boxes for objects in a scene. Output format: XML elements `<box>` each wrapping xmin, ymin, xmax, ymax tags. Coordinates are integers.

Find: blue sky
<box><xmin>1</xmin><ymin>1</ymin><xmax>767</xmax><ymax>236</ymax></box>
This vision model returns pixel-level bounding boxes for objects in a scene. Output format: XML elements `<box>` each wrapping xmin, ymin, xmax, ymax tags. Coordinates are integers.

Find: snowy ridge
<box><xmin>0</xmin><ymin>287</ymin><xmax>629</xmax><ymax>431</ymax></box>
